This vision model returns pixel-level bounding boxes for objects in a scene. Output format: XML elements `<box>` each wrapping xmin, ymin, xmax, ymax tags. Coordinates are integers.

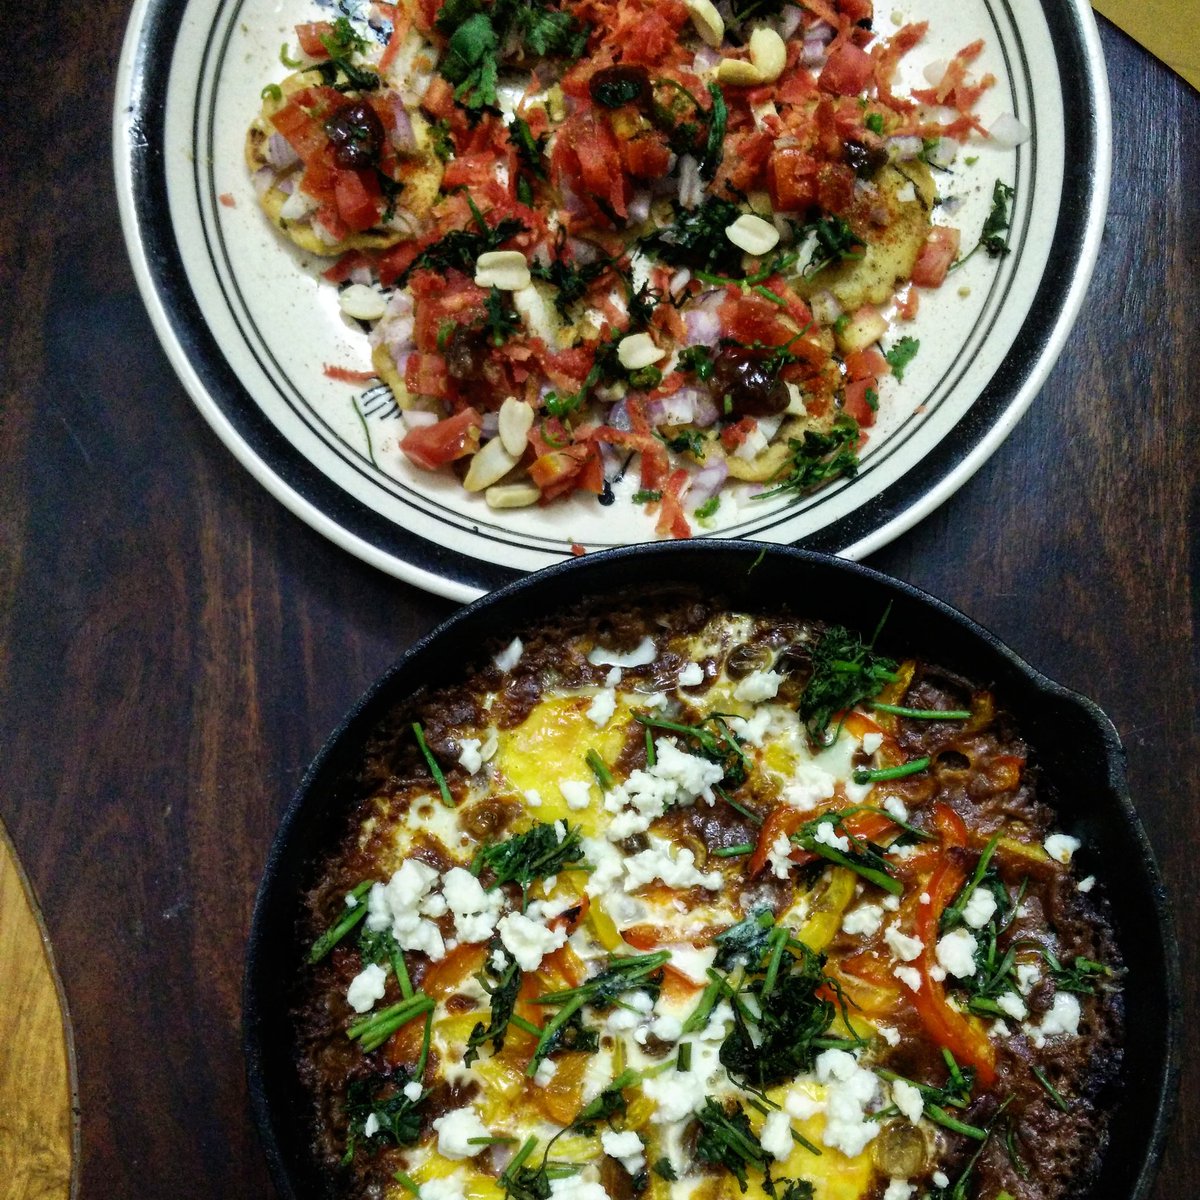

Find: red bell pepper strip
<box><xmin>912</xmin><ymin>803</ymin><xmax>997</xmax><ymax>1088</ymax></box>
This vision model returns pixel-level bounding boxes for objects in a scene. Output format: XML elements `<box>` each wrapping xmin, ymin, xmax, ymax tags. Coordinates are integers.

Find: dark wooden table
<box><xmin>1</xmin><ymin>8</ymin><xmax>1195</xmax><ymax>1198</ymax></box>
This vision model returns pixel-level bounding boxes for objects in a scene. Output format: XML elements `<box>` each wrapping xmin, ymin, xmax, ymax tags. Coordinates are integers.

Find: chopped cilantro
<box><xmin>884</xmin><ymin>336</ymin><xmax>920</xmax><ymax>381</ymax></box>
<box><xmin>865</xmin><ymin>112</ymin><xmax>885</xmax><ymax>134</ymax></box>
<box><xmin>639</xmin><ymin>196</ymin><xmax>745</xmax><ymax>275</ymax></box>
<box><xmin>632</xmin><ymin>489</ymin><xmax>662</xmax><ymax>504</ymax></box>
<box><xmin>400</xmin><ymin>215</ymin><xmax>527</xmax><ymax>283</ymax></box>
<box><xmin>754</xmin><ymin>417</ymin><xmax>860</xmax><ymax>501</ymax></box>
<box><xmin>797</xmin><ymin>620</ymin><xmax>898</xmax><ymax>748</ymax></box>
<box><xmin>678</xmin><ymin>345</ymin><xmax>715</xmax><ymax>381</ymax></box>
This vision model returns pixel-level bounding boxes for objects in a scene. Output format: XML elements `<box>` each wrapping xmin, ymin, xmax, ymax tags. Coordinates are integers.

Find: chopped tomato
<box><xmin>819</xmin><ymin>41</ymin><xmax>876</xmax><ymax>95</ymax></box>
<box><xmin>334</xmin><ymin>169</ymin><xmax>382</xmax><ymax>232</ymax></box>
<box><xmin>622</xmin><ymin>9</ymin><xmax>681</xmax><ymax>65</ymax></box>
<box><xmin>270</xmin><ymin>101</ymin><xmax>327</xmax><ymax>162</ymax></box>
<box><xmin>295</xmin><ymin>21</ymin><xmax>333</xmax><ymax>57</ymax></box>
<box><xmin>767</xmin><ymin>146</ymin><xmax>819</xmax><ymax>212</ymax></box>
<box><xmin>911</xmin><ymin>226</ymin><xmax>962</xmax><ymax>288</ymax></box>
<box><xmin>843</xmin><ymin>378</ymin><xmax>879</xmax><ymax>427</ymax></box>
<box><xmin>421</xmin><ymin>76</ymin><xmax>456</xmax><ymax>120</ymax></box>
<box><xmin>720</xmin><ymin>417</ymin><xmax>757</xmax><ymax>452</ymax></box>
<box><xmin>816</xmin><ymin>161</ymin><xmax>857</xmax><ymax>215</ymax></box>
<box><xmin>404</xmin><ymin>352</ymin><xmax>451</xmax><ymax>398</ymax></box>
<box><xmin>323</xmin><ymin>364</ymin><xmax>377</xmax><ymax>383</ymax></box>
<box><xmin>843</xmin><ymin>346</ymin><xmax>890</xmax><ymax>381</ymax></box>
<box><xmin>400</xmin><ymin>407</ymin><xmax>482</xmax><ymax>469</ymax></box>
<box><xmin>837</xmin><ymin>0</ymin><xmax>874</xmax><ymax>21</ymax></box>
<box><xmin>656</xmin><ymin>469</ymin><xmax>692</xmax><ymax>538</ymax></box>
<box><xmin>530</xmin><ymin>446</ymin><xmax>592</xmax><ymax>500</ymax></box>
<box><xmin>619</xmin><ymin>133</ymin><xmax>672</xmax><ymax>181</ymax></box>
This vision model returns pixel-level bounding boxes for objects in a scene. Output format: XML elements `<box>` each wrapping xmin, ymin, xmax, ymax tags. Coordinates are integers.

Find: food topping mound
<box><xmin>296</xmin><ymin>598</ymin><xmax>1121</xmax><ymax>1200</ymax></box>
<box><xmin>247</xmin><ymin>0</ymin><xmax>1020</xmax><ymax>533</ymax></box>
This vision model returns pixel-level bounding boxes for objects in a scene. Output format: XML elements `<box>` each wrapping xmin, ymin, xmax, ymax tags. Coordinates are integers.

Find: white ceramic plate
<box><xmin>114</xmin><ymin>0</ymin><xmax>1110</xmax><ymax>602</ymax></box>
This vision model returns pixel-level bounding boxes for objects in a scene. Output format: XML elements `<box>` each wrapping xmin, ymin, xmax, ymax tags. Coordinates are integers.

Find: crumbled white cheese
<box><xmin>587</xmin><ymin>688</ymin><xmax>618</xmax><ymax>727</ymax></box>
<box><xmin>887</xmin><ymin>842</ymin><xmax>919</xmax><ymax>861</ymax></box>
<box><xmin>601</xmin><ymin>1130</ymin><xmax>646</xmax><ymax>1174</ymax></box>
<box><xmin>533</xmin><ymin>1058</ymin><xmax>559</xmax><ymax>1087</ymax></box>
<box><xmin>649</xmin><ymin>1014</ymin><xmax>683</xmax><ymax>1042</ymax></box>
<box><xmin>1077</xmin><ymin>875</ymin><xmax>1096</xmax><ymax>893</ymax></box>
<box><xmin>759</xmin><ymin>1110</ymin><xmax>794</xmax><ymax>1161</ymax></box>
<box><xmin>363</xmin><ymin>1112</ymin><xmax>380</xmax><ymax>1138</ymax></box>
<box><xmin>733</xmin><ymin>670</ymin><xmax>783</xmax><ymax>702</ymax></box>
<box><xmin>581</xmin><ymin>837</ymin><xmax>625</xmax><ymax>898</ymax></box>
<box><xmin>368</xmin><ymin>859</ymin><xmax>446</xmax><ymax>961</ymax></box>
<box><xmin>884</xmin><ymin>925</ymin><xmax>923</xmax><ymax>962</ymax></box>
<box><xmin>882</xmin><ymin>1182</ymin><xmax>915</xmax><ymax>1200</ymax></box>
<box><xmin>420</xmin><ymin>1178</ymin><xmax>466</xmax><ymax>1200</ymax></box>
<box><xmin>497</xmin><ymin>910</ymin><xmax>568</xmax><ymax>970</ymax></box>
<box><xmin>549</xmin><ymin>1178</ymin><xmax>610</xmax><ymax>1200</ymax></box>
<box><xmin>876</xmin><ymin>1024</ymin><xmax>901</xmax><ymax>1047</ymax></box>
<box><xmin>882</xmin><ymin>795</ymin><xmax>908</xmax><ymax>822</ymax></box>
<box><xmin>604</xmin><ymin>666</ymin><xmax>623</xmax><ymax>687</ymax></box>
<box><xmin>403</xmin><ymin>1080</ymin><xmax>423</xmax><ymax>1101</ymax></box>
<box><xmin>814</xmin><ymin>1050</ymin><xmax>881</xmax><ymax>1157</ymax></box>
<box><xmin>784</xmin><ymin>1088</ymin><xmax>825</xmax><ymax>1119</ymax></box>
<box><xmin>932</xmin><ymin>1172</ymin><xmax>950</xmax><ymax>1189</ymax></box>
<box><xmin>766</xmin><ymin>831</ymin><xmax>794</xmax><ymax>880</ymax></box>
<box><xmin>678</xmin><ymin>661</ymin><xmax>704</xmax><ymax>687</ymax></box>
<box><xmin>996</xmin><ymin>991</ymin><xmax>1028</xmax><ymax>1020</ymax></box>
<box><xmin>919</xmin><ymin>892</ymin><xmax>931</xmax><ymax>905</ymax></box>
<box><xmin>524</xmin><ymin>788</ymin><xmax>543</xmax><ymax>807</ymax></box>
<box><xmin>936</xmin><ymin>928</ymin><xmax>979</xmax><ymax>978</ymax></box>
<box><xmin>812</xmin><ymin>821</ymin><xmax>850</xmax><ymax>852</ymax></box>
<box><xmin>781</xmin><ymin>761</ymin><xmax>837</xmax><ymax>810</ymax></box>
<box><xmin>842</xmin><ymin>904</ymin><xmax>884</xmax><ymax>937</ymax></box>
<box><xmin>730</xmin><ymin>706</ymin><xmax>773</xmax><ymax>747</ymax></box>
<box><xmin>345</xmin><ymin>891</ymin><xmax>360</xmax><ymax>908</ymax></box>
<box><xmin>587</xmin><ymin>637</ymin><xmax>657</xmax><ymax>667</ymax></box>
<box><xmin>861</xmin><ymin>731</ymin><xmax>884</xmax><ymax>755</ymax></box>
<box><xmin>495</xmin><ymin>637</ymin><xmax>524</xmax><ymax>671</ymax></box>
<box><xmin>1016</xmin><ymin>963</ymin><xmax>1040</xmax><ymax>994</ymax></box>
<box><xmin>882</xmin><ymin>894</ymin><xmax>901</xmax><ymax>912</ymax></box>
<box><xmin>891</xmin><ymin>1079</ymin><xmax>924</xmax><ymax>1125</ymax></box>
<box><xmin>346</xmin><ymin>962</ymin><xmax>388</xmax><ymax>1013</ymax></box>
<box><xmin>894</xmin><ymin>966</ymin><xmax>922</xmax><ymax>992</ymax></box>
<box><xmin>1035</xmin><ymin>991</ymin><xmax>1082</xmax><ymax>1041</ymax></box>
<box><xmin>560</xmin><ymin>779</ymin><xmax>594</xmax><ymax>810</ymax></box>
<box><xmin>457</xmin><ymin>738</ymin><xmax>483</xmax><ymax>774</ymax></box>
<box><xmin>623</xmin><ymin>839</ymin><xmax>722</xmax><ymax>891</ymax></box>
<box><xmin>1044</xmin><ymin>833</ymin><xmax>1081</xmax><ymax>864</ymax></box>
<box><xmin>442</xmin><ymin>866</ymin><xmax>504</xmax><ymax>943</ymax></box>
<box><xmin>432</xmin><ymin>1107</ymin><xmax>491</xmax><ymax>1159</ymax></box>
<box><xmin>601</xmin><ymin>737</ymin><xmax>724</xmax><ymax>840</ymax></box>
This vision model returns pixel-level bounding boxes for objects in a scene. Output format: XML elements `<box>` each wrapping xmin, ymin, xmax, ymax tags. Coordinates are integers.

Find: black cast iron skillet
<box><xmin>245</xmin><ymin>542</ymin><xmax>1180</xmax><ymax>1200</ymax></box>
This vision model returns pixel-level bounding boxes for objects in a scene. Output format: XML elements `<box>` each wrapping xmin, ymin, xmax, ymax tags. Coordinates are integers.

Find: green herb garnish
<box><xmin>884</xmin><ymin>336</ymin><xmax>920</xmax><ymax>382</ymax></box>
<box><xmin>310</xmin><ymin>880</ymin><xmax>374</xmax><ymax>963</ymax></box>
<box><xmin>796</xmin><ymin>618</ymin><xmax>898</xmax><ymax>747</ymax></box>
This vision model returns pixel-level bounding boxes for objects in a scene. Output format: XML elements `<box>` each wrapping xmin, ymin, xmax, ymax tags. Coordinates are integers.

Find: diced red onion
<box><xmin>266</xmin><ymin>132</ymin><xmax>300</xmax><ymax>171</ymax></box>
<box><xmin>807</xmin><ymin>19</ymin><xmax>835</xmax><ymax>42</ymax></box>
<box><xmin>684</xmin><ymin>306</ymin><xmax>722</xmax><ymax>346</ymax></box>
<box><xmin>628</xmin><ymin>189</ymin><xmax>652</xmax><ymax>224</ymax></box>
<box><xmin>350</xmin><ymin>265</ymin><xmax>375</xmax><ymax>286</ymax></box>
<box><xmin>758</xmin><ymin>414</ymin><xmax>783</xmax><ymax>442</ymax></box>
<box><xmin>648</xmin><ymin>388</ymin><xmax>699</xmax><ymax>425</ymax></box>
<box><xmin>608</xmin><ymin>397</ymin><xmax>633</xmax><ymax>432</ymax></box>
<box><xmin>252</xmin><ymin>167</ymin><xmax>274</xmax><ymax>199</ymax></box>
<box><xmin>777</xmin><ymin>5</ymin><xmax>804</xmax><ymax>40</ymax></box>
<box><xmin>669</xmin><ymin>268</ymin><xmax>691</xmax><ymax>291</ymax></box>
<box><xmin>925</xmin><ymin>136</ymin><xmax>960</xmax><ymax>169</ymax></box>
<box><xmin>560</xmin><ymin>178</ymin><xmax>586</xmax><ymax>219</ymax></box>
<box><xmin>688</xmin><ymin>459</ymin><xmax>728</xmax><ymax>506</ymax></box>
<box><xmin>692</xmin><ymin>46</ymin><xmax>720</xmax><ymax>73</ymax></box>
<box><xmin>801</xmin><ymin>38</ymin><xmax>828</xmax><ymax>67</ymax></box>
<box><xmin>389</xmin><ymin>98</ymin><xmax>418</xmax><ymax>154</ymax></box>
<box><xmin>275</xmin><ymin>175</ymin><xmax>296</xmax><ymax>196</ymax></box>
<box><xmin>567</xmin><ymin>236</ymin><xmax>599</xmax><ymax>264</ymax></box>
<box><xmin>402</xmin><ymin>408</ymin><xmax>437</xmax><ymax>429</ymax></box>
<box><xmin>923</xmin><ymin>59</ymin><xmax>948</xmax><ymax>86</ymax></box>
<box><xmin>678</xmin><ymin>155</ymin><xmax>703</xmax><ymax>210</ymax></box>
<box><xmin>809</xmin><ymin>290</ymin><xmax>842</xmax><ymax>325</ymax></box>
<box><xmin>888</xmin><ymin>135</ymin><xmax>923</xmax><ymax>162</ymax></box>
<box><xmin>989</xmin><ymin>113</ymin><xmax>1031</xmax><ymax>147</ymax></box>
<box><xmin>481</xmin><ymin>411</ymin><xmax>500</xmax><ymax>437</ymax></box>
<box><xmin>691</xmin><ymin>392</ymin><xmax>719</xmax><ymax>428</ymax></box>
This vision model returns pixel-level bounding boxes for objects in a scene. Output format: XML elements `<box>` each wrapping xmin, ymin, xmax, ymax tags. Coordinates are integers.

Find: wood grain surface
<box><xmin>0</xmin><ymin>823</ymin><xmax>76</xmax><ymax>1200</ymax></box>
<box><xmin>0</xmin><ymin>6</ymin><xmax>1196</xmax><ymax>1199</ymax></box>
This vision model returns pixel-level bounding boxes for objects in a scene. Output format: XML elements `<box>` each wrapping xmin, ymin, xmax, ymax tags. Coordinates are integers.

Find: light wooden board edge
<box><xmin>0</xmin><ymin>818</ymin><xmax>79</xmax><ymax>1200</ymax></box>
<box><xmin>1093</xmin><ymin>0</ymin><xmax>1200</xmax><ymax>93</ymax></box>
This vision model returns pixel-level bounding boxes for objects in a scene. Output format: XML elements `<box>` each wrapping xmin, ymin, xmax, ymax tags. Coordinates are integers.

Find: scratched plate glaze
<box><xmin>114</xmin><ymin>0</ymin><xmax>1109</xmax><ymax>601</ymax></box>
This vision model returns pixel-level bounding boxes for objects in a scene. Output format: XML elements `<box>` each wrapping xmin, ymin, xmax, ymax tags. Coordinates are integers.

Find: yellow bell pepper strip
<box><xmin>912</xmin><ymin>803</ymin><xmax>997</xmax><ymax>1088</ymax></box>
